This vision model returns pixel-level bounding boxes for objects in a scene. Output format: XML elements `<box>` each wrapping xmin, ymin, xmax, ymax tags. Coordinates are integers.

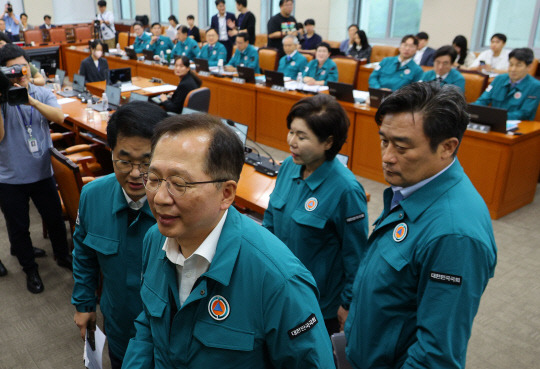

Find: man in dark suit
<box><xmin>414</xmin><ymin>31</ymin><xmax>435</xmax><ymax>66</ymax></box>
<box><xmin>0</xmin><ymin>19</ymin><xmax>11</xmax><ymax>40</ymax></box>
<box><xmin>39</xmin><ymin>15</ymin><xmax>55</xmax><ymax>29</ymax></box>
<box><xmin>210</xmin><ymin>0</ymin><xmax>236</xmax><ymax>62</ymax></box>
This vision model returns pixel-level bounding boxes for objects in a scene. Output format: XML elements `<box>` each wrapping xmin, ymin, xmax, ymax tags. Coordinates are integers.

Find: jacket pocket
<box><xmin>193</xmin><ymin>320</ymin><xmax>254</xmax><ymax>351</ymax></box>
<box><xmin>141</xmin><ymin>282</ymin><xmax>167</xmax><ymax>318</ymax></box>
<box><xmin>268</xmin><ymin>192</ymin><xmax>286</xmax><ymax>210</ymax></box>
<box><xmin>84</xmin><ymin>232</ymin><xmax>119</xmax><ymax>255</ymax></box>
<box><xmin>291</xmin><ymin>209</ymin><xmax>328</xmax><ymax>229</ymax></box>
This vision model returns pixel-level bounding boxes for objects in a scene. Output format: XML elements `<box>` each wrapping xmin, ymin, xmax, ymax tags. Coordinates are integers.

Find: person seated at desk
<box><xmin>299</xmin><ymin>18</ymin><xmax>322</xmax><ymax>52</ymax></box>
<box><xmin>157</xmin><ymin>56</ymin><xmax>202</xmax><ymax>114</ymax></box>
<box><xmin>413</xmin><ymin>31</ymin><xmax>435</xmax><ymax>67</ymax></box>
<box><xmin>19</xmin><ymin>13</ymin><xmax>31</xmax><ymax>32</ymax></box>
<box><xmin>368</xmin><ymin>34</ymin><xmax>423</xmax><ymax>91</ymax></box>
<box><xmin>39</xmin><ymin>15</ymin><xmax>55</xmax><ymax>29</ymax></box>
<box><xmin>303</xmin><ymin>42</ymin><xmax>338</xmax><ymax>86</ymax></box>
<box><xmin>132</xmin><ymin>21</ymin><xmax>150</xmax><ymax>53</ymax></box>
<box><xmin>468</xmin><ymin>33</ymin><xmax>510</xmax><ymax>74</ymax></box>
<box><xmin>452</xmin><ymin>35</ymin><xmax>476</xmax><ymax>69</ymax></box>
<box><xmin>186</xmin><ymin>14</ymin><xmax>201</xmax><ymax>43</ymax></box>
<box><xmin>0</xmin><ymin>19</ymin><xmax>11</xmax><ymax>40</ymax></box>
<box><xmin>346</xmin><ymin>29</ymin><xmax>371</xmax><ymax>62</ymax></box>
<box><xmin>79</xmin><ymin>39</ymin><xmax>109</xmax><ymax>83</ymax></box>
<box><xmin>421</xmin><ymin>45</ymin><xmax>465</xmax><ymax>92</ymax></box>
<box><xmin>473</xmin><ymin>48</ymin><xmax>540</xmax><ymax>121</ymax></box>
<box><xmin>197</xmin><ymin>28</ymin><xmax>227</xmax><ymax>67</ymax></box>
<box><xmin>145</xmin><ymin>22</ymin><xmax>174</xmax><ymax>57</ymax></box>
<box><xmin>172</xmin><ymin>26</ymin><xmax>200</xmax><ymax>61</ymax></box>
<box><xmin>340</xmin><ymin>24</ymin><xmax>359</xmax><ymax>53</ymax></box>
<box><xmin>166</xmin><ymin>15</ymin><xmax>179</xmax><ymax>40</ymax></box>
<box><xmin>278</xmin><ymin>34</ymin><xmax>308</xmax><ymax>79</ymax></box>
<box><xmin>225</xmin><ymin>32</ymin><xmax>259</xmax><ymax>73</ymax></box>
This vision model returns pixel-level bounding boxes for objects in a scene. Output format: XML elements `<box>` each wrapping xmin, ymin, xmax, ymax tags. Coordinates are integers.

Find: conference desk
<box><xmin>59</xmin><ymin>49</ymin><xmax>540</xmax><ymax>218</ymax></box>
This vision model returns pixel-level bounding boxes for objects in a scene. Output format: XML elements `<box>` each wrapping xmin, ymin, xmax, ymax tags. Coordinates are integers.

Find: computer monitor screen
<box><xmin>105</xmin><ymin>84</ymin><xmax>121</xmax><ymax>106</ymax></box>
<box><xmin>222</xmin><ymin>119</ymin><xmax>248</xmax><ymax>146</ymax></box>
<box><xmin>109</xmin><ymin>68</ymin><xmax>132</xmax><ymax>84</ymax></box>
<box><xmin>72</xmin><ymin>74</ymin><xmax>86</xmax><ymax>93</ymax></box>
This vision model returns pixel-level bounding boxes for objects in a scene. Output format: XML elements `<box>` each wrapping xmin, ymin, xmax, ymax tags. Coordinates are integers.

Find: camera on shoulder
<box><xmin>0</xmin><ymin>64</ymin><xmax>30</xmax><ymax>105</ymax></box>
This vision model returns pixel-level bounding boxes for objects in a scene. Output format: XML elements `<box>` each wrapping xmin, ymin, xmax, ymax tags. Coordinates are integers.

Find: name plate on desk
<box><xmin>467</xmin><ymin>123</ymin><xmax>490</xmax><ymax>133</ymax></box>
<box><xmin>144</xmin><ymin>60</ymin><xmax>153</xmax><ymax>65</ymax></box>
<box><xmin>232</xmin><ymin>77</ymin><xmax>246</xmax><ymax>84</ymax></box>
<box><xmin>271</xmin><ymin>85</ymin><xmax>287</xmax><ymax>92</ymax></box>
<box><xmin>121</xmin><ymin>56</ymin><xmax>129</xmax><ymax>61</ymax></box>
<box><xmin>199</xmin><ymin>71</ymin><xmax>211</xmax><ymax>77</ymax></box>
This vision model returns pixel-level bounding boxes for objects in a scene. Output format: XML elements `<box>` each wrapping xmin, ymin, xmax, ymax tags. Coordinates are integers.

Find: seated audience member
<box><xmin>122</xmin><ymin>113</ymin><xmax>334</xmax><ymax>367</ymax></box>
<box><xmin>227</xmin><ymin>0</ymin><xmax>256</xmax><ymax>45</ymax></box>
<box><xmin>186</xmin><ymin>14</ymin><xmax>201</xmax><ymax>43</ymax></box>
<box><xmin>421</xmin><ymin>45</ymin><xmax>465</xmax><ymax>92</ymax></box>
<box><xmin>340</xmin><ymin>24</ymin><xmax>359</xmax><ymax>53</ymax></box>
<box><xmin>278</xmin><ymin>34</ymin><xmax>308</xmax><ymax>79</ymax></box>
<box><xmin>225</xmin><ymin>32</ymin><xmax>260</xmax><ymax>72</ymax></box>
<box><xmin>0</xmin><ymin>19</ymin><xmax>10</xmax><ymax>39</ymax></box>
<box><xmin>79</xmin><ymin>39</ymin><xmax>109</xmax><ymax>83</ymax></box>
<box><xmin>211</xmin><ymin>0</ymin><xmax>236</xmax><ymax>61</ymax></box>
<box><xmin>19</xmin><ymin>13</ymin><xmax>31</xmax><ymax>32</ymax></box>
<box><xmin>469</xmin><ymin>33</ymin><xmax>510</xmax><ymax>74</ymax></box>
<box><xmin>413</xmin><ymin>31</ymin><xmax>435</xmax><ymax>66</ymax></box>
<box><xmin>39</xmin><ymin>15</ymin><xmax>55</xmax><ymax>29</ymax></box>
<box><xmin>347</xmin><ymin>29</ymin><xmax>371</xmax><ymax>62</ymax></box>
<box><xmin>295</xmin><ymin>22</ymin><xmax>305</xmax><ymax>44</ymax></box>
<box><xmin>368</xmin><ymin>34</ymin><xmax>423</xmax><ymax>91</ymax></box>
<box><xmin>72</xmin><ymin>102</ymin><xmax>167</xmax><ymax>369</ymax></box>
<box><xmin>452</xmin><ymin>35</ymin><xmax>477</xmax><ymax>68</ymax></box>
<box><xmin>166</xmin><ymin>15</ymin><xmax>179</xmax><ymax>40</ymax></box>
<box><xmin>158</xmin><ymin>56</ymin><xmax>202</xmax><ymax>114</ymax></box>
<box><xmin>198</xmin><ymin>28</ymin><xmax>227</xmax><ymax>66</ymax></box>
<box><xmin>303</xmin><ymin>42</ymin><xmax>338</xmax><ymax>86</ymax></box>
<box><xmin>171</xmin><ymin>26</ymin><xmax>200</xmax><ymax>60</ymax></box>
<box><xmin>300</xmin><ymin>19</ymin><xmax>322</xmax><ymax>52</ymax></box>
<box><xmin>145</xmin><ymin>22</ymin><xmax>174</xmax><ymax>57</ymax></box>
<box><xmin>473</xmin><ymin>48</ymin><xmax>540</xmax><ymax>121</ymax></box>
<box><xmin>0</xmin><ymin>44</ymin><xmax>71</xmax><ymax>294</ymax></box>
<box><xmin>132</xmin><ymin>21</ymin><xmax>150</xmax><ymax>53</ymax></box>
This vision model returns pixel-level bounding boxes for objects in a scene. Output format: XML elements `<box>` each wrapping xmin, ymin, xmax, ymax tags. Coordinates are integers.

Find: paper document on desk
<box><xmin>57</xmin><ymin>98</ymin><xmax>77</xmax><ymax>105</ymax></box>
<box><xmin>142</xmin><ymin>84</ymin><xmax>177</xmax><ymax>94</ymax></box>
<box><xmin>284</xmin><ymin>81</ymin><xmax>329</xmax><ymax>93</ymax></box>
<box><xmin>353</xmin><ymin>90</ymin><xmax>369</xmax><ymax>103</ymax></box>
<box><xmin>120</xmin><ymin>85</ymin><xmax>141</xmax><ymax>92</ymax></box>
<box><xmin>83</xmin><ymin>326</ymin><xmax>106</xmax><ymax>369</ymax></box>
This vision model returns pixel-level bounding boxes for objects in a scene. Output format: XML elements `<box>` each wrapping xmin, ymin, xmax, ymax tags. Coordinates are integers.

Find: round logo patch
<box><xmin>404</xmin><ymin>69</ymin><xmax>411</xmax><ymax>75</ymax></box>
<box><xmin>321</xmin><ymin>70</ymin><xmax>326</xmax><ymax>75</ymax></box>
<box><xmin>291</xmin><ymin>61</ymin><xmax>295</xmax><ymax>66</ymax></box>
<box><xmin>393</xmin><ymin>223</ymin><xmax>408</xmax><ymax>242</ymax></box>
<box><xmin>213</xmin><ymin>50</ymin><xmax>217</xmax><ymax>55</ymax></box>
<box><xmin>514</xmin><ymin>91</ymin><xmax>522</xmax><ymax>99</ymax></box>
<box><xmin>305</xmin><ymin>197</ymin><xmax>318</xmax><ymax>212</ymax></box>
<box><xmin>208</xmin><ymin>295</ymin><xmax>230</xmax><ymax>321</ymax></box>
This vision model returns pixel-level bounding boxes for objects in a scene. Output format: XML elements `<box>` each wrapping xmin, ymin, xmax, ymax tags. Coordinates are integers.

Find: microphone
<box><xmin>225</xmin><ymin>119</ymin><xmax>280</xmax><ymax>176</ymax></box>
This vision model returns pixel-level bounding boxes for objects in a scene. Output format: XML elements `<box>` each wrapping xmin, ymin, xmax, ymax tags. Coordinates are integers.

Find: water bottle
<box><xmin>116</xmin><ymin>42</ymin><xmax>120</xmax><ymax>51</ymax></box>
<box><xmin>218</xmin><ymin>59</ymin><xmax>224</xmax><ymax>74</ymax></box>
<box><xmin>296</xmin><ymin>72</ymin><xmax>303</xmax><ymax>89</ymax></box>
<box><xmin>160</xmin><ymin>50</ymin><xmax>165</xmax><ymax>63</ymax></box>
<box><xmin>54</xmin><ymin>74</ymin><xmax>61</xmax><ymax>92</ymax></box>
<box><xmin>101</xmin><ymin>92</ymin><xmax>108</xmax><ymax>111</ymax></box>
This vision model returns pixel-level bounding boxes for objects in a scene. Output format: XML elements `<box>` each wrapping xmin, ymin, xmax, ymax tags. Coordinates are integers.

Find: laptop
<box><xmin>264</xmin><ymin>70</ymin><xmax>284</xmax><ymax>87</ymax></box>
<box><xmin>328</xmin><ymin>81</ymin><xmax>355</xmax><ymax>103</ymax></box>
<box><xmin>93</xmin><ymin>85</ymin><xmax>122</xmax><ymax>112</ymax></box>
<box><xmin>124</xmin><ymin>47</ymin><xmax>137</xmax><ymax>60</ymax></box>
<box><xmin>194</xmin><ymin>58</ymin><xmax>209</xmax><ymax>73</ymax></box>
<box><xmin>142</xmin><ymin>49</ymin><xmax>155</xmax><ymax>61</ymax></box>
<box><xmin>108</xmin><ymin>68</ymin><xmax>140</xmax><ymax>92</ymax></box>
<box><xmin>467</xmin><ymin>104</ymin><xmax>509</xmax><ymax>133</ymax></box>
<box><xmin>237</xmin><ymin>66</ymin><xmax>255</xmax><ymax>84</ymax></box>
<box><xmin>221</xmin><ymin>118</ymin><xmax>248</xmax><ymax>146</ymax></box>
<box><xmin>129</xmin><ymin>92</ymin><xmax>149</xmax><ymax>103</ymax></box>
<box><xmin>47</xmin><ymin>68</ymin><xmax>66</xmax><ymax>90</ymax></box>
<box><xmin>57</xmin><ymin>73</ymin><xmax>86</xmax><ymax>97</ymax></box>
<box><xmin>368</xmin><ymin>87</ymin><xmax>392</xmax><ymax>108</ymax></box>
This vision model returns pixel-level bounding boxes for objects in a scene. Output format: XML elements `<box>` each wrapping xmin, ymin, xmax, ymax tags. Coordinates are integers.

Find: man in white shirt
<box><xmin>210</xmin><ymin>0</ymin><xmax>236</xmax><ymax>61</ymax></box>
<box><xmin>96</xmin><ymin>0</ymin><xmax>115</xmax><ymax>49</ymax></box>
<box><xmin>469</xmin><ymin>33</ymin><xmax>510</xmax><ymax>74</ymax></box>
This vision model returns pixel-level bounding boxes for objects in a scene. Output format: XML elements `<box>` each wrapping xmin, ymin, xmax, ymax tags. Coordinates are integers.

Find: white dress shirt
<box><xmin>122</xmin><ymin>189</ymin><xmax>147</xmax><ymax>210</ymax></box>
<box><xmin>414</xmin><ymin>46</ymin><xmax>427</xmax><ymax>65</ymax></box>
<box><xmin>218</xmin><ymin>14</ymin><xmax>228</xmax><ymax>41</ymax></box>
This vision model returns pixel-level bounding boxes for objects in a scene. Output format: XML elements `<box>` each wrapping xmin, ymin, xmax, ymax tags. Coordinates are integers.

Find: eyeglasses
<box><xmin>142</xmin><ymin>171</ymin><xmax>229</xmax><ymax>197</ymax></box>
<box><xmin>112</xmin><ymin>159</ymin><xmax>151</xmax><ymax>174</ymax></box>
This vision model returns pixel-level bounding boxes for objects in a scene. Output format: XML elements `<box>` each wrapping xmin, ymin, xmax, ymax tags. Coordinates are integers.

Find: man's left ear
<box><xmin>220</xmin><ymin>180</ymin><xmax>237</xmax><ymax>210</ymax></box>
<box><xmin>440</xmin><ymin>137</ymin><xmax>459</xmax><ymax>159</ymax></box>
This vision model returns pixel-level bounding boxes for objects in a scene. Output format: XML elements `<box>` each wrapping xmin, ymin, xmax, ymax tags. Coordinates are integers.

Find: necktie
<box><xmin>391</xmin><ymin>190</ymin><xmax>403</xmax><ymax>210</ymax></box>
<box><xmin>287</xmin><ymin>55</ymin><xmax>291</xmax><ymax>62</ymax></box>
<box><xmin>127</xmin><ymin>208</ymin><xmax>139</xmax><ymax>226</ymax></box>
<box><xmin>436</xmin><ymin>76</ymin><xmax>443</xmax><ymax>84</ymax></box>
<box><xmin>208</xmin><ymin>45</ymin><xmax>213</xmax><ymax>55</ymax></box>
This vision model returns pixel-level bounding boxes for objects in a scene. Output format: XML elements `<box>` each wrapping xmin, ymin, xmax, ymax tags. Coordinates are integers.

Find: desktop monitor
<box><xmin>328</xmin><ymin>81</ymin><xmax>355</xmax><ymax>103</ymax></box>
<box><xmin>467</xmin><ymin>104</ymin><xmax>508</xmax><ymax>133</ymax></box>
<box><xmin>237</xmin><ymin>66</ymin><xmax>255</xmax><ymax>84</ymax></box>
<box><xmin>194</xmin><ymin>58</ymin><xmax>209</xmax><ymax>72</ymax></box>
<box><xmin>264</xmin><ymin>70</ymin><xmax>284</xmax><ymax>87</ymax></box>
<box><xmin>124</xmin><ymin>47</ymin><xmax>137</xmax><ymax>60</ymax></box>
<box><xmin>109</xmin><ymin>68</ymin><xmax>132</xmax><ymax>85</ymax></box>
<box><xmin>368</xmin><ymin>87</ymin><xmax>392</xmax><ymax>108</ymax></box>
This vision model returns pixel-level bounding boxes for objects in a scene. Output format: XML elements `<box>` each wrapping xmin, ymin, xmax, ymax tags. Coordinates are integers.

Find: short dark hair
<box><xmin>89</xmin><ymin>39</ymin><xmax>105</xmax><ymax>50</ymax></box>
<box><xmin>179</xmin><ymin>25</ymin><xmax>189</xmax><ymax>34</ymax></box>
<box><xmin>236</xmin><ymin>32</ymin><xmax>249</xmax><ymax>42</ymax></box>
<box><xmin>187</xmin><ymin>14</ymin><xmax>195</xmax><ymax>20</ymax></box>
<box><xmin>215</xmin><ymin>0</ymin><xmax>225</xmax><ymax>5</ymax></box>
<box><xmin>20</xmin><ymin>13</ymin><xmax>27</xmax><ymax>18</ymax></box>
<box><xmin>133</xmin><ymin>21</ymin><xmax>143</xmax><ymax>28</ymax></box>
<box><xmin>375</xmin><ymin>82</ymin><xmax>469</xmax><ymax>155</ymax></box>
<box><xmin>416</xmin><ymin>31</ymin><xmax>429</xmax><ymax>40</ymax></box>
<box><xmin>168</xmin><ymin>15</ymin><xmax>178</xmax><ymax>24</ymax></box>
<box><xmin>348</xmin><ymin>24</ymin><xmax>359</xmax><ymax>31</ymax></box>
<box><xmin>295</xmin><ymin>22</ymin><xmax>304</xmax><ymax>30</ymax></box>
<box><xmin>236</xmin><ymin>0</ymin><xmax>247</xmax><ymax>6</ymax></box>
<box><xmin>491</xmin><ymin>33</ymin><xmax>507</xmax><ymax>43</ymax></box>
<box><xmin>97</xmin><ymin>0</ymin><xmax>107</xmax><ymax>7</ymax></box>
<box><xmin>206</xmin><ymin>27</ymin><xmax>218</xmax><ymax>36</ymax></box>
<box><xmin>279</xmin><ymin>0</ymin><xmax>293</xmax><ymax>6</ymax></box>
<box><xmin>434</xmin><ymin>45</ymin><xmax>458</xmax><ymax>63</ymax></box>
<box><xmin>401</xmin><ymin>34</ymin><xmax>418</xmax><ymax>46</ymax></box>
<box><xmin>287</xmin><ymin>94</ymin><xmax>349</xmax><ymax>160</ymax></box>
<box><xmin>509</xmin><ymin>47</ymin><xmax>534</xmax><ymax>65</ymax></box>
<box><xmin>316</xmin><ymin>41</ymin><xmax>331</xmax><ymax>53</ymax></box>
<box><xmin>304</xmin><ymin>18</ymin><xmax>315</xmax><ymax>26</ymax></box>
<box><xmin>44</xmin><ymin>15</ymin><xmax>51</xmax><ymax>21</ymax></box>
<box><xmin>151</xmin><ymin>114</ymin><xmax>245</xmax><ymax>182</ymax></box>
<box><xmin>107</xmin><ymin>102</ymin><xmax>168</xmax><ymax>150</ymax></box>
<box><xmin>0</xmin><ymin>44</ymin><xmax>29</xmax><ymax>66</ymax></box>
<box><xmin>151</xmin><ymin>22</ymin><xmax>161</xmax><ymax>29</ymax></box>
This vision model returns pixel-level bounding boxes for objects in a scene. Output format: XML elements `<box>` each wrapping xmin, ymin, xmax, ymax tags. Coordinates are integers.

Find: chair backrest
<box><xmin>461</xmin><ymin>70</ymin><xmax>489</xmax><ymax>103</ymax></box>
<box><xmin>74</xmin><ymin>26</ymin><xmax>92</xmax><ymax>42</ymax></box>
<box><xmin>184</xmin><ymin>87</ymin><xmax>211</xmax><ymax>112</ymax></box>
<box><xmin>200</xmin><ymin>28</ymin><xmax>206</xmax><ymax>44</ymax></box>
<box><xmin>258</xmin><ymin>47</ymin><xmax>278</xmax><ymax>72</ymax></box>
<box><xmin>254</xmin><ymin>33</ymin><xmax>267</xmax><ymax>48</ymax></box>
<box><xmin>49</xmin><ymin>28</ymin><xmax>67</xmax><ymax>43</ymax></box>
<box><xmin>49</xmin><ymin>147</ymin><xmax>84</xmax><ymax>230</ymax></box>
<box><xmin>528</xmin><ymin>58</ymin><xmax>538</xmax><ymax>76</ymax></box>
<box><xmin>24</xmin><ymin>29</ymin><xmax>44</xmax><ymax>45</ymax></box>
<box><xmin>332</xmin><ymin>56</ymin><xmax>359</xmax><ymax>86</ymax></box>
<box><xmin>324</xmin><ymin>40</ymin><xmax>341</xmax><ymax>50</ymax></box>
<box><xmin>299</xmin><ymin>51</ymin><xmax>314</xmax><ymax>63</ymax></box>
<box><xmin>370</xmin><ymin>45</ymin><xmax>399</xmax><ymax>63</ymax></box>
<box><xmin>118</xmin><ymin>31</ymin><xmax>129</xmax><ymax>49</ymax></box>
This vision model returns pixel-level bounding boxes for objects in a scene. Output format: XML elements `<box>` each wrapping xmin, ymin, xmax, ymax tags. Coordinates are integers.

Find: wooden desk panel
<box><xmin>62</xmin><ymin>47</ymin><xmax>87</xmax><ymax>79</ymax></box>
<box><xmin>351</xmin><ymin>108</ymin><xmax>384</xmax><ymax>182</ymax></box>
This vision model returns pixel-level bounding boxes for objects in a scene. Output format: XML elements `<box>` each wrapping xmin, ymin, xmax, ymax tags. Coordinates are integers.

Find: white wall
<box><xmin>177</xmin><ymin>0</ymin><xmax>198</xmax><ymax>25</ymax></box>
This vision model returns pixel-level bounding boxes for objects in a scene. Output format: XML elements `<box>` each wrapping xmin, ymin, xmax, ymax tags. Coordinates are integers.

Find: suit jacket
<box><xmin>420</xmin><ymin>47</ymin><xmax>435</xmax><ymax>66</ymax></box>
<box><xmin>39</xmin><ymin>24</ymin><xmax>56</xmax><ymax>29</ymax></box>
<box><xmin>210</xmin><ymin>12</ymin><xmax>236</xmax><ymax>41</ymax></box>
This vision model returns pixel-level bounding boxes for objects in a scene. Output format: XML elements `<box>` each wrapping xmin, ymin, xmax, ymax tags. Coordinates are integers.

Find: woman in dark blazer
<box><xmin>158</xmin><ymin>56</ymin><xmax>202</xmax><ymax>114</ymax></box>
<box><xmin>79</xmin><ymin>39</ymin><xmax>109</xmax><ymax>83</ymax></box>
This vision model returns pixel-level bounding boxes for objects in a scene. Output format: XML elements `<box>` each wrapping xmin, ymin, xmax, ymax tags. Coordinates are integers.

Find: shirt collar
<box><xmin>437</xmin><ymin>72</ymin><xmax>450</xmax><ymax>80</ymax></box>
<box><xmin>290</xmin><ymin>158</ymin><xmax>334</xmax><ymax>191</ymax></box>
<box><xmin>122</xmin><ymin>188</ymin><xmax>147</xmax><ymax>210</ymax></box>
<box><xmin>392</xmin><ymin>158</ymin><xmax>455</xmax><ymax>200</ymax></box>
<box><xmin>398</xmin><ymin>56</ymin><xmax>413</xmax><ymax>66</ymax></box>
<box><xmin>289</xmin><ymin>50</ymin><xmax>297</xmax><ymax>58</ymax></box>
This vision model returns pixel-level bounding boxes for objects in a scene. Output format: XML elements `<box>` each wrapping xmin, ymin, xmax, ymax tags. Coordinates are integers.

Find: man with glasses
<box><xmin>368</xmin><ymin>34</ymin><xmax>423</xmax><ymax>92</ymax></box>
<box><xmin>71</xmin><ymin>102</ymin><xmax>168</xmax><ymax>369</ymax></box>
<box><xmin>122</xmin><ymin>114</ymin><xmax>334</xmax><ymax>367</ymax></box>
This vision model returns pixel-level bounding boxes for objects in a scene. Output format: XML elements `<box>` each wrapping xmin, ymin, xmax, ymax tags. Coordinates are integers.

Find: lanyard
<box><xmin>17</xmin><ymin>105</ymin><xmax>34</xmax><ymax>137</ymax></box>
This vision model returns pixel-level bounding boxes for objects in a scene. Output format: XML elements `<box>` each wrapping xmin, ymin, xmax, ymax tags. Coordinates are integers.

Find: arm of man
<box><xmin>401</xmin><ymin>235</ymin><xmax>495</xmax><ymax>368</ymax></box>
<box><xmin>267</xmin><ymin>17</ymin><xmax>283</xmax><ymax>39</ymax></box>
<box><xmin>472</xmin><ymin>83</ymin><xmax>494</xmax><ymax>106</ymax></box>
<box><xmin>368</xmin><ymin>62</ymin><xmax>383</xmax><ymax>89</ymax></box>
<box><xmin>121</xmin><ymin>310</ymin><xmax>155</xmax><ymax>368</ymax></box>
<box><xmin>27</xmin><ymin>86</ymin><xmax>64</xmax><ymax>124</ymax></box>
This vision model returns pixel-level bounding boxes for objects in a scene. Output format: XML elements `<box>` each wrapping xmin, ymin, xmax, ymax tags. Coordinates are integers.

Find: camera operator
<box><xmin>0</xmin><ymin>44</ymin><xmax>72</xmax><ymax>294</ymax></box>
<box><xmin>96</xmin><ymin>1</ymin><xmax>115</xmax><ymax>50</ymax></box>
<box><xmin>3</xmin><ymin>2</ymin><xmax>20</xmax><ymax>42</ymax></box>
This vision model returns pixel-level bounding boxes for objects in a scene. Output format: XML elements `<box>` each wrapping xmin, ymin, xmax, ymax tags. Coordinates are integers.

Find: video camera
<box><xmin>0</xmin><ymin>64</ymin><xmax>30</xmax><ymax>105</ymax></box>
<box><xmin>6</xmin><ymin>1</ymin><xmax>12</xmax><ymax>13</ymax></box>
